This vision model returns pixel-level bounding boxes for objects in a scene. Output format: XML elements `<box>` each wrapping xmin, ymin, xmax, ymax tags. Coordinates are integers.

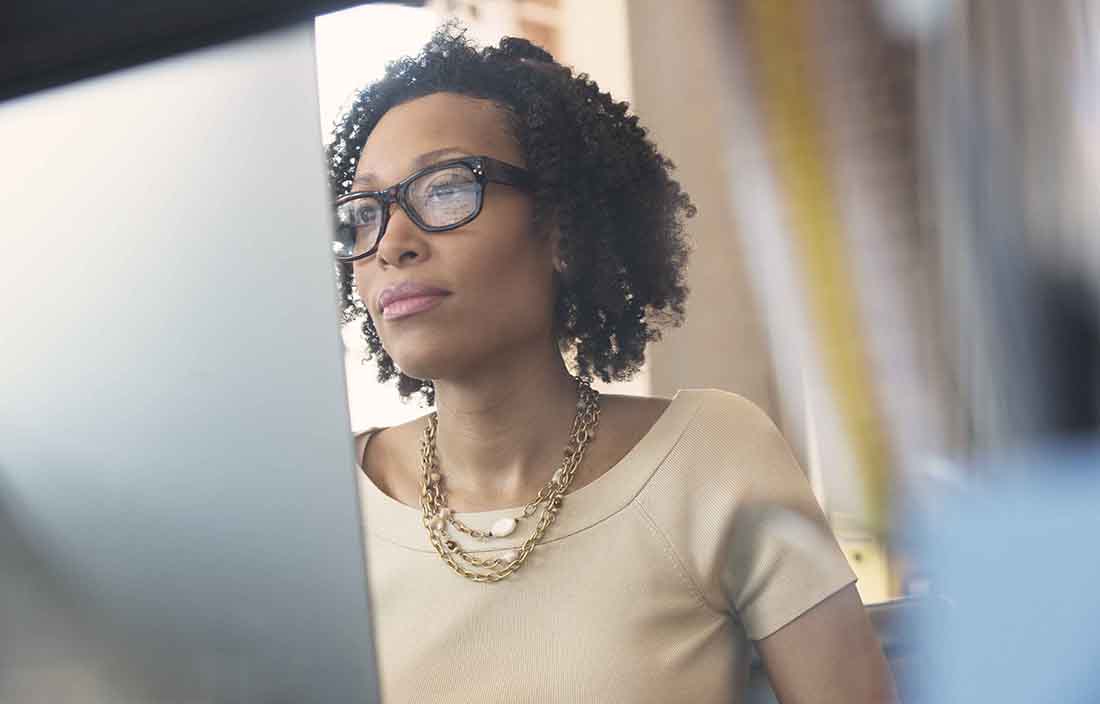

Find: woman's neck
<box><xmin>429</xmin><ymin>345</ymin><xmax>584</xmax><ymax>509</ymax></box>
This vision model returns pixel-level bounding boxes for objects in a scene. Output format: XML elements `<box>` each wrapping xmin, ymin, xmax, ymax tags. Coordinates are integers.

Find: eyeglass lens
<box><xmin>333</xmin><ymin>163</ymin><xmax>481</xmax><ymax>259</ymax></box>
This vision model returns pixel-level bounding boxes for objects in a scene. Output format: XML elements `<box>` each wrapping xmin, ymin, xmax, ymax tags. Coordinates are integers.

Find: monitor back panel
<box><xmin>0</xmin><ymin>24</ymin><xmax>379</xmax><ymax>703</ymax></box>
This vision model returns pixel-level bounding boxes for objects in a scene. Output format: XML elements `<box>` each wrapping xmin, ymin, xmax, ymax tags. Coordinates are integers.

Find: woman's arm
<box><xmin>754</xmin><ymin>583</ymin><xmax>900</xmax><ymax>704</ymax></box>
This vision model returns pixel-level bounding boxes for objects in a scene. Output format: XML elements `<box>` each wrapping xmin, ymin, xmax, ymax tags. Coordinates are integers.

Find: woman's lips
<box><xmin>382</xmin><ymin>293</ymin><xmax>449</xmax><ymax>321</ymax></box>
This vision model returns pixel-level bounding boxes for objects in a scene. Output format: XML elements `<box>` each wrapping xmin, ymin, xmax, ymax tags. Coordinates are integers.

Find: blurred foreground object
<box><xmin>918</xmin><ymin>0</ymin><xmax>1100</xmax><ymax>451</ymax></box>
<box><xmin>0</xmin><ymin>24</ymin><xmax>379</xmax><ymax>702</ymax></box>
<box><xmin>903</xmin><ymin>443</ymin><xmax>1100</xmax><ymax>703</ymax></box>
<box><xmin>724</xmin><ymin>0</ymin><xmax>956</xmax><ymax>583</ymax></box>
<box><xmin>898</xmin><ymin>0</ymin><xmax>1100</xmax><ymax>700</ymax></box>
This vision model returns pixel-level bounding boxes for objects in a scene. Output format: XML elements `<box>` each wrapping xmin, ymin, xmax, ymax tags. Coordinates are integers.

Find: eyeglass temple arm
<box><xmin>481</xmin><ymin>157</ymin><xmax>536</xmax><ymax>190</ymax></box>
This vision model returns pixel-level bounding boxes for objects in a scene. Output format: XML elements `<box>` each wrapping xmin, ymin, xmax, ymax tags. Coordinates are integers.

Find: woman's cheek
<box><xmin>353</xmin><ymin>268</ymin><xmax>374</xmax><ymax>308</ymax></box>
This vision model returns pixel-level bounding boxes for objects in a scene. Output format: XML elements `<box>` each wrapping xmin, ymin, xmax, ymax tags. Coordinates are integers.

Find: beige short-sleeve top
<box><xmin>355</xmin><ymin>388</ymin><xmax>857</xmax><ymax>703</ymax></box>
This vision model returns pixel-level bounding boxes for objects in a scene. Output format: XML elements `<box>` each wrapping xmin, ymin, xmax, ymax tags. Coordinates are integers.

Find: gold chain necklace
<box><xmin>418</xmin><ymin>378</ymin><xmax>601</xmax><ymax>582</ymax></box>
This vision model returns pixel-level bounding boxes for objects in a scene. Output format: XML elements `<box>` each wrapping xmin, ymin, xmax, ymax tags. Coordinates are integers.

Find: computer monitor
<box><xmin>0</xmin><ymin>23</ymin><xmax>380</xmax><ymax>703</ymax></box>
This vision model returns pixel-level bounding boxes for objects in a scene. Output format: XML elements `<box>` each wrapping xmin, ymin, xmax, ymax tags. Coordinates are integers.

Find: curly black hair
<box><xmin>327</xmin><ymin>22</ymin><xmax>695</xmax><ymax>405</ymax></box>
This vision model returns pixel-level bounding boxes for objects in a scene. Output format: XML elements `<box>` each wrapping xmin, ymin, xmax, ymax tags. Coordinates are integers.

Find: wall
<box><xmin>620</xmin><ymin>0</ymin><xmax>779</xmax><ymax>416</ymax></box>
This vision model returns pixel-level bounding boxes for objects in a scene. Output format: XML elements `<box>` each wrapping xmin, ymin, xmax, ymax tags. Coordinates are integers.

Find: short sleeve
<box><xmin>636</xmin><ymin>390</ymin><xmax>857</xmax><ymax>641</ymax></box>
<box><xmin>720</xmin><ymin>401</ymin><xmax>858</xmax><ymax>639</ymax></box>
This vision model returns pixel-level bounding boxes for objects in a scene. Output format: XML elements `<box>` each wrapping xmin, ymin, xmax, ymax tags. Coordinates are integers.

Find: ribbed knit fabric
<box><xmin>354</xmin><ymin>389</ymin><xmax>857</xmax><ymax>703</ymax></box>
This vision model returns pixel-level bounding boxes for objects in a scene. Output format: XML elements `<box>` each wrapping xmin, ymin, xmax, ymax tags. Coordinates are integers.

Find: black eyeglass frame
<box><xmin>333</xmin><ymin>155</ymin><xmax>536</xmax><ymax>262</ymax></box>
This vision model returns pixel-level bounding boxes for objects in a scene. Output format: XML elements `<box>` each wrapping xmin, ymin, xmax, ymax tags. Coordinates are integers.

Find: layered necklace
<box><xmin>418</xmin><ymin>378</ymin><xmax>601</xmax><ymax>582</ymax></box>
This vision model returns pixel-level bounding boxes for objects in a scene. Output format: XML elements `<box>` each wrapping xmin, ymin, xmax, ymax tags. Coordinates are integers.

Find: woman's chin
<box><xmin>388</xmin><ymin>354</ymin><xmax>456</xmax><ymax>383</ymax></box>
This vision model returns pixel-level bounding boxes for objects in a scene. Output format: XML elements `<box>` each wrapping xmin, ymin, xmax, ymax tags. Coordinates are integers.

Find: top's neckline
<box><xmin>355</xmin><ymin>388</ymin><xmax>706</xmax><ymax>552</ymax></box>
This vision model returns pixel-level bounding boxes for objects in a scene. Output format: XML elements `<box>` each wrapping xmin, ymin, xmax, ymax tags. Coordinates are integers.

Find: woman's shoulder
<box><xmin>678</xmin><ymin>386</ymin><xmax>772</xmax><ymax>415</ymax></box>
<box><xmin>660</xmin><ymin>388</ymin><xmax>782</xmax><ymax>443</ymax></box>
<box><xmin>698</xmin><ymin>387</ymin><xmax>778</xmax><ymax>428</ymax></box>
<box><xmin>603</xmin><ymin>387</ymin><xmax>767</xmax><ymax>423</ymax></box>
<box><xmin>644</xmin><ymin>387</ymin><xmax>795</xmax><ymax>477</ymax></box>
<box><xmin>595</xmin><ymin>388</ymin><xmax>780</xmax><ymax>461</ymax></box>
<box><xmin>353</xmin><ymin>416</ymin><xmax>429</xmax><ymax>462</ymax></box>
<box><xmin>353</xmin><ymin>416</ymin><xmax>432</xmax><ymax>504</ymax></box>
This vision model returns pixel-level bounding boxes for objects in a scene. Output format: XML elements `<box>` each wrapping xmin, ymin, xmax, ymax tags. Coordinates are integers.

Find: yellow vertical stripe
<box><xmin>744</xmin><ymin>0</ymin><xmax>892</xmax><ymax>533</ymax></box>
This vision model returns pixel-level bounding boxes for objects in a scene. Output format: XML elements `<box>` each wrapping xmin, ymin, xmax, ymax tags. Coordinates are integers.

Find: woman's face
<box><xmin>352</xmin><ymin>92</ymin><xmax>556</xmax><ymax>383</ymax></box>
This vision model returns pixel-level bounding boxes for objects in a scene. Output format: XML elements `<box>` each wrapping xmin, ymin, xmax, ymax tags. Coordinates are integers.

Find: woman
<box><xmin>328</xmin><ymin>25</ymin><xmax>898</xmax><ymax>703</ymax></box>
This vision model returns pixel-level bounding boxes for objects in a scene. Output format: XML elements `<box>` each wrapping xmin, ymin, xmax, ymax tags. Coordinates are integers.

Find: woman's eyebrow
<box><xmin>412</xmin><ymin>146</ymin><xmax>472</xmax><ymax>168</ymax></box>
<box><xmin>352</xmin><ymin>147</ymin><xmax>473</xmax><ymax>188</ymax></box>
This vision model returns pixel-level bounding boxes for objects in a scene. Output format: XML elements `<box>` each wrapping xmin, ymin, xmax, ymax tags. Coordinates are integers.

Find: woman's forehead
<box><xmin>355</xmin><ymin>92</ymin><xmax>522</xmax><ymax>185</ymax></box>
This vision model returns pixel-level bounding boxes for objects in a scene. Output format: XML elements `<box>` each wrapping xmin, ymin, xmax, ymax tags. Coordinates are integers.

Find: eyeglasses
<box><xmin>332</xmin><ymin>155</ymin><xmax>535</xmax><ymax>262</ymax></box>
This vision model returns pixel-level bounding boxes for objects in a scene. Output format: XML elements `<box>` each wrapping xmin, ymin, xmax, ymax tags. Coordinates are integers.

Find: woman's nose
<box><xmin>376</xmin><ymin>204</ymin><xmax>427</xmax><ymax>267</ymax></box>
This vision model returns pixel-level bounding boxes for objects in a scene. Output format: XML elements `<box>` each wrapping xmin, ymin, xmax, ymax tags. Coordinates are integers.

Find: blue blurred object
<box><xmin>906</xmin><ymin>441</ymin><xmax>1100</xmax><ymax>703</ymax></box>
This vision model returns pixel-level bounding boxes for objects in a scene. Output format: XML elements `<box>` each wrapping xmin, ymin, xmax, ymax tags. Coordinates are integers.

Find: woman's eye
<box><xmin>427</xmin><ymin>183</ymin><xmax>474</xmax><ymax>200</ymax></box>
